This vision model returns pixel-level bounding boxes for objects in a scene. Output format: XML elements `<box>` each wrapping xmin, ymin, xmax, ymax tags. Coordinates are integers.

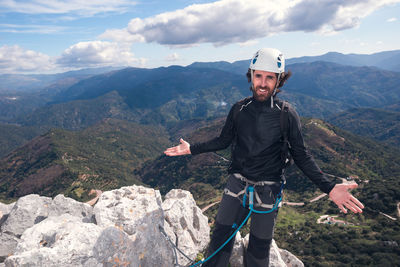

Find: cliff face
<box><xmin>0</xmin><ymin>185</ymin><xmax>303</xmax><ymax>267</ymax></box>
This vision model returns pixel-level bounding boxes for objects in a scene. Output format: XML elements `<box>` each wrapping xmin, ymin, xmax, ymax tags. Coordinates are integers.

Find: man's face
<box><xmin>251</xmin><ymin>70</ymin><xmax>278</xmax><ymax>102</ymax></box>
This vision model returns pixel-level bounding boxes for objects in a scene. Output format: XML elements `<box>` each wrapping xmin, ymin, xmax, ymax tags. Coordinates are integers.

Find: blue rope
<box><xmin>250</xmin><ymin>183</ymin><xmax>285</xmax><ymax>214</ymax></box>
<box><xmin>189</xmin><ymin>209</ymin><xmax>252</xmax><ymax>266</ymax></box>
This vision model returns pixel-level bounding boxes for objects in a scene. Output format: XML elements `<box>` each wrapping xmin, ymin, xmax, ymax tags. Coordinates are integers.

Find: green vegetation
<box><xmin>328</xmin><ymin>108</ymin><xmax>400</xmax><ymax>148</ymax></box>
<box><xmin>274</xmin><ymin>205</ymin><xmax>400</xmax><ymax>266</ymax></box>
<box><xmin>0</xmin><ymin>119</ymin><xmax>171</xmax><ymax>202</ymax></box>
<box><xmin>0</xmin><ymin>123</ymin><xmax>47</xmax><ymax>157</ymax></box>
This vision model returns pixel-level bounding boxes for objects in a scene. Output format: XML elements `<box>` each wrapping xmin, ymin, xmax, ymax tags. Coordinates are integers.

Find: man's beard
<box><xmin>251</xmin><ymin>85</ymin><xmax>273</xmax><ymax>102</ymax></box>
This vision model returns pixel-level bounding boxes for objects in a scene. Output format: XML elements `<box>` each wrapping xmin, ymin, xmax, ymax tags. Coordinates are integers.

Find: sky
<box><xmin>0</xmin><ymin>0</ymin><xmax>399</xmax><ymax>74</ymax></box>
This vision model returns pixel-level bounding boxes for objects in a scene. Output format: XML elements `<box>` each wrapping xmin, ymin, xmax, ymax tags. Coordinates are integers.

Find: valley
<box><xmin>0</xmin><ymin>51</ymin><xmax>399</xmax><ymax>266</ymax></box>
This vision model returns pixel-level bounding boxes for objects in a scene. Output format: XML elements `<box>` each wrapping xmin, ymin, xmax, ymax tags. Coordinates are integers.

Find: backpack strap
<box><xmin>280</xmin><ymin>101</ymin><xmax>293</xmax><ymax>171</ymax></box>
<box><xmin>233</xmin><ymin>97</ymin><xmax>253</xmax><ymax>123</ymax></box>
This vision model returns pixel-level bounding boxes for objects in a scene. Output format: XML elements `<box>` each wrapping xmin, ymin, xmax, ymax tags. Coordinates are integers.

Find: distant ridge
<box><xmin>189</xmin><ymin>50</ymin><xmax>400</xmax><ymax>74</ymax></box>
<box><xmin>286</xmin><ymin>50</ymin><xmax>400</xmax><ymax>72</ymax></box>
<box><xmin>328</xmin><ymin>107</ymin><xmax>400</xmax><ymax>148</ymax></box>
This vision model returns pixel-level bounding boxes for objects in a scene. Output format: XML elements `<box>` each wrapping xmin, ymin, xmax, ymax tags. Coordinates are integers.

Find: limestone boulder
<box><xmin>49</xmin><ymin>194</ymin><xmax>94</xmax><ymax>223</ymax></box>
<box><xmin>0</xmin><ymin>195</ymin><xmax>52</xmax><ymax>260</ymax></box>
<box><xmin>0</xmin><ymin>202</ymin><xmax>15</xmax><ymax>222</ymax></box>
<box><xmin>1</xmin><ymin>195</ymin><xmax>52</xmax><ymax>237</ymax></box>
<box><xmin>162</xmin><ymin>189</ymin><xmax>210</xmax><ymax>266</ymax></box>
<box><xmin>270</xmin><ymin>239</ymin><xmax>288</xmax><ymax>267</ymax></box>
<box><xmin>229</xmin><ymin>232</ymin><xmax>245</xmax><ymax>267</ymax></box>
<box><xmin>0</xmin><ymin>194</ymin><xmax>96</xmax><ymax>261</ymax></box>
<box><xmin>279</xmin><ymin>248</ymin><xmax>304</xmax><ymax>267</ymax></box>
<box><xmin>5</xmin><ymin>214</ymin><xmax>103</xmax><ymax>267</ymax></box>
<box><xmin>93</xmin><ymin>185</ymin><xmax>174</xmax><ymax>267</ymax></box>
<box><xmin>0</xmin><ymin>233</ymin><xmax>18</xmax><ymax>262</ymax></box>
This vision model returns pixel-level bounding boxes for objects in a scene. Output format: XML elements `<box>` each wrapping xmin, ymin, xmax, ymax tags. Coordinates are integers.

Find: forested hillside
<box><xmin>0</xmin><ymin>119</ymin><xmax>170</xmax><ymax>202</ymax></box>
<box><xmin>329</xmin><ymin>108</ymin><xmax>400</xmax><ymax>148</ymax></box>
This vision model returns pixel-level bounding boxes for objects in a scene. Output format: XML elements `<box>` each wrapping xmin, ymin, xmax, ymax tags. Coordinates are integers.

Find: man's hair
<box><xmin>246</xmin><ymin>68</ymin><xmax>292</xmax><ymax>90</ymax></box>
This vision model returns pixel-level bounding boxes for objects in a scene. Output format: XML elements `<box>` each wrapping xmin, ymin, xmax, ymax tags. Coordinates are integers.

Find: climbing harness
<box><xmin>224</xmin><ymin>173</ymin><xmax>284</xmax><ymax>210</ymax></box>
<box><xmin>159</xmin><ymin>175</ymin><xmax>286</xmax><ymax>267</ymax></box>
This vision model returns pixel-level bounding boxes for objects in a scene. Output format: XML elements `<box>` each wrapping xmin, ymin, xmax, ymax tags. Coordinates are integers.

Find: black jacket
<box><xmin>190</xmin><ymin>96</ymin><xmax>336</xmax><ymax>194</ymax></box>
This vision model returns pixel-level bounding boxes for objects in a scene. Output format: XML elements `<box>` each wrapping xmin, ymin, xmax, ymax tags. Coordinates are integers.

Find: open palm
<box><xmin>164</xmin><ymin>138</ymin><xmax>191</xmax><ymax>156</ymax></box>
<box><xmin>329</xmin><ymin>183</ymin><xmax>364</xmax><ymax>213</ymax></box>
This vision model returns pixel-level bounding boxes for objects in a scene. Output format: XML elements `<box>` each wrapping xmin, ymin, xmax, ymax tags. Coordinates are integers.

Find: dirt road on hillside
<box><xmin>86</xmin><ymin>189</ymin><xmax>102</xmax><ymax>206</ymax></box>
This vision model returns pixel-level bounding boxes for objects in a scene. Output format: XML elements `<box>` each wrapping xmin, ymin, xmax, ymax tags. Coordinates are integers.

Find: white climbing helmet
<box><xmin>249</xmin><ymin>48</ymin><xmax>285</xmax><ymax>74</ymax></box>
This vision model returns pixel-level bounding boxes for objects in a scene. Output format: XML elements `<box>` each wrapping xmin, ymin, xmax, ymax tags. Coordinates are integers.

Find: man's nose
<box><xmin>261</xmin><ymin>77</ymin><xmax>268</xmax><ymax>87</ymax></box>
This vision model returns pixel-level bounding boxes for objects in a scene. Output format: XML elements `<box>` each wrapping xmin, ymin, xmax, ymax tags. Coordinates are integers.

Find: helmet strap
<box><xmin>250</xmin><ymin>69</ymin><xmax>254</xmax><ymax>90</ymax></box>
<box><xmin>271</xmin><ymin>72</ymin><xmax>281</xmax><ymax>108</ymax></box>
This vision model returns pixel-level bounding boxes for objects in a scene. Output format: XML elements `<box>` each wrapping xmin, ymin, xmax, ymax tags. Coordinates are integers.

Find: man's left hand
<box><xmin>329</xmin><ymin>183</ymin><xmax>364</xmax><ymax>214</ymax></box>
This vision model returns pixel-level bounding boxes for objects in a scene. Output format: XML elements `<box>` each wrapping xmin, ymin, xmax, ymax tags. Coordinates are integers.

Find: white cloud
<box><xmin>238</xmin><ymin>40</ymin><xmax>259</xmax><ymax>47</ymax></box>
<box><xmin>0</xmin><ymin>0</ymin><xmax>137</xmax><ymax>17</ymax></box>
<box><xmin>0</xmin><ymin>45</ymin><xmax>54</xmax><ymax>73</ymax></box>
<box><xmin>100</xmin><ymin>0</ymin><xmax>400</xmax><ymax>46</ymax></box>
<box><xmin>99</xmin><ymin>28</ymin><xmax>145</xmax><ymax>44</ymax></box>
<box><xmin>0</xmin><ymin>41</ymin><xmax>147</xmax><ymax>73</ymax></box>
<box><xmin>57</xmin><ymin>41</ymin><xmax>144</xmax><ymax>68</ymax></box>
<box><xmin>0</xmin><ymin>24</ymin><xmax>67</xmax><ymax>34</ymax></box>
<box><xmin>387</xmin><ymin>17</ymin><xmax>397</xmax><ymax>22</ymax></box>
<box><xmin>165</xmin><ymin>53</ymin><xmax>180</xmax><ymax>62</ymax></box>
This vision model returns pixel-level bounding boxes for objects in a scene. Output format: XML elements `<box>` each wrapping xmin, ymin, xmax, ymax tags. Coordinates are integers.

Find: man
<box><xmin>164</xmin><ymin>48</ymin><xmax>364</xmax><ymax>266</ymax></box>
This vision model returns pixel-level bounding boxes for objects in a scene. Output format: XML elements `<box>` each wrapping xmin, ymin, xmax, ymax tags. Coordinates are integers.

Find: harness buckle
<box><xmin>247</xmin><ymin>186</ymin><xmax>254</xmax><ymax>208</ymax></box>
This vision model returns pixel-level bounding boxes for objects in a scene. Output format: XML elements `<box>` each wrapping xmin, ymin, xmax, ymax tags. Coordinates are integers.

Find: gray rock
<box><xmin>279</xmin><ymin>248</ymin><xmax>304</xmax><ymax>267</ymax></box>
<box><xmin>0</xmin><ymin>202</ymin><xmax>15</xmax><ymax>219</ymax></box>
<box><xmin>230</xmin><ymin>234</ymin><xmax>303</xmax><ymax>267</ymax></box>
<box><xmin>5</xmin><ymin>213</ymin><xmax>171</xmax><ymax>267</ymax></box>
<box><xmin>49</xmin><ymin>194</ymin><xmax>94</xmax><ymax>223</ymax></box>
<box><xmin>93</xmin><ymin>185</ymin><xmax>174</xmax><ymax>267</ymax></box>
<box><xmin>92</xmin><ymin>226</ymin><xmax>137</xmax><ymax>267</ymax></box>
<box><xmin>1</xmin><ymin>186</ymin><xmax>302</xmax><ymax>267</ymax></box>
<box><xmin>0</xmin><ymin>233</ymin><xmax>18</xmax><ymax>261</ymax></box>
<box><xmin>162</xmin><ymin>189</ymin><xmax>210</xmax><ymax>266</ymax></box>
<box><xmin>4</xmin><ymin>214</ymin><xmax>103</xmax><ymax>267</ymax></box>
<box><xmin>1</xmin><ymin>195</ymin><xmax>52</xmax><ymax>237</ymax></box>
<box><xmin>270</xmin><ymin>239</ymin><xmax>287</xmax><ymax>267</ymax></box>
<box><xmin>229</xmin><ymin>232</ymin><xmax>244</xmax><ymax>267</ymax></box>
<box><xmin>0</xmin><ymin>194</ymin><xmax>95</xmax><ymax>262</ymax></box>
<box><xmin>0</xmin><ymin>202</ymin><xmax>15</xmax><ymax>231</ymax></box>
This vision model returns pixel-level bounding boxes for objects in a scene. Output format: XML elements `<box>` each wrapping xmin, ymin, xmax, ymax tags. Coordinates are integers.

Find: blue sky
<box><xmin>0</xmin><ymin>0</ymin><xmax>399</xmax><ymax>74</ymax></box>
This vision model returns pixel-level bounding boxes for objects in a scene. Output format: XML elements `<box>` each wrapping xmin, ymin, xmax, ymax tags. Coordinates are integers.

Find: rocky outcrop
<box><xmin>0</xmin><ymin>186</ymin><xmax>210</xmax><ymax>267</ymax></box>
<box><xmin>0</xmin><ymin>185</ymin><xmax>303</xmax><ymax>266</ymax></box>
<box><xmin>162</xmin><ymin>189</ymin><xmax>210</xmax><ymax>266</ymax></box>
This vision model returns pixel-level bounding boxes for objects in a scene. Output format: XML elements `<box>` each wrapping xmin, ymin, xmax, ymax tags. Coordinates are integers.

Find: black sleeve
<box><xmin>288</xmin><ymin>107</ymin><xmax>336</xmax><ymax>194</ymax></box>
<box><xmin>190</xmin><ymin>104</ymin><xmax>236</xmax><ymax>155</ymax></box>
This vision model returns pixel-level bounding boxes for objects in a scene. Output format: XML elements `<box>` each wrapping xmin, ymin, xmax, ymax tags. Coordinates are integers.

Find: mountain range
<box><xmin>287</xmin><ymin>50</ymin><xmax>400</xmax><ymax>72</ymax></box>
<box><xmin>0</xmin><ymin>50</ymin><xmax>399</xmax><ymax>266</ymax></box>
<box><xmin>0</xmin><ymin>50</ymin><xmax>399</xmax><ymax>159</ymax></box>
<box><xmin>2</xmin><ymin>61</ymin><xmax>398</xmax><ymax>129</ymax></box>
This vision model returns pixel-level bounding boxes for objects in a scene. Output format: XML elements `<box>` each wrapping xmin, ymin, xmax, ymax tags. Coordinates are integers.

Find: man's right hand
<box><xmin>164</xmin><ymin>138</ymin><xmax>191</xmax><ymax>156</ymax></box>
